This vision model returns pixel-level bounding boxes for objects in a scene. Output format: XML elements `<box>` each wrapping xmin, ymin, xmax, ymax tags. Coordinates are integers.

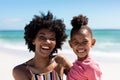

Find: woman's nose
<box><xmin>46</xmin><ymin>39</ymin><xmax>51</xmax><ymax>44</ymax></box>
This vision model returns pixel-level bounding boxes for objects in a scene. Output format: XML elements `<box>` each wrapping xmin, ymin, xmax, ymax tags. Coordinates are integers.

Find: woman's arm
<box><xmin>54</xmin><ymin>54</ymin><xmax>72</xmax><ymax>75</ymax></box>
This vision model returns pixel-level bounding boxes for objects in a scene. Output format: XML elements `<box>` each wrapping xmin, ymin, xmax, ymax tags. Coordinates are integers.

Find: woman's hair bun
<box><xmin>71</xmin><ymin>14</ymin><xmax>88</xmax><ymax>28</ymax></box>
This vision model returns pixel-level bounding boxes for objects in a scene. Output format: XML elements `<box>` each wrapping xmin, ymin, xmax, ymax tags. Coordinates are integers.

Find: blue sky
<box><xmin>0</xmin><ymin>0</ymin><xmax>120</xmax><ymax>30</ymax></box>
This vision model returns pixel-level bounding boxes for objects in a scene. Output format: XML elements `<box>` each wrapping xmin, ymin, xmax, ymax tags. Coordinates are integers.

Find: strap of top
<box><xmin>25</xmin><ymin>60</ymin><xmax>62</xmax><ymax>80</ymax></box>
<box><xmin>29</xmin><ymin>69</ymin><xmax>62</xmax><ymax>80</ymax></box>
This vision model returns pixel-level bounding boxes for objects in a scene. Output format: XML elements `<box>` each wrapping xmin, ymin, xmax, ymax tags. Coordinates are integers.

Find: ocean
<box><xmin>0</xmin><ymin>29</ymin><xmax>120</xmax><ymax>62</ymax></box>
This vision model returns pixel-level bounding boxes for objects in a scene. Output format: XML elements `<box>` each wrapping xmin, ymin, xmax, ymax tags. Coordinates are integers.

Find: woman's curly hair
<box><xmin>24</xmin><ymin>11</ymin><xmax>67</xmax><ymax>55</ymax></box>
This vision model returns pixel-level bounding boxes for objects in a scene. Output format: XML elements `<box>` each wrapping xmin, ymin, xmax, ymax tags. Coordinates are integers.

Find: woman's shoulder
<box><xmin>13</xmin><ymin>63</ymin><xmax>27</xmax><ymax>72</ymax></box>
<box><xmin>13</xmin><ymin>62</ymin><xmax>31</xmax><ymax>80</ymax></box>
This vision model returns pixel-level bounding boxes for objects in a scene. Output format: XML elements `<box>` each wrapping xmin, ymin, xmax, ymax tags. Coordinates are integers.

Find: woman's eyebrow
<box><xmin>38</xmin><ymin>32</ymin><xmax>45</xmax><ymax>35</ymax></box>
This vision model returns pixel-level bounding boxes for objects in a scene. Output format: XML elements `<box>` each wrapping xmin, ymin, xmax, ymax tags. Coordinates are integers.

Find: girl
<box><xmin>67</xmin><ymin>14</ymin><xmax>102</xmax><ymax>80</ymax></box>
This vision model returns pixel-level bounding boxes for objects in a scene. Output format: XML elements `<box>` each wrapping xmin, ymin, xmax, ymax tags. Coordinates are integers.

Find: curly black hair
<box><xmin>24</xmin><ymin>11</ymin><xmax>67</xmax><ymax>55</ymax></box>
<box><xmin>70</xmin><ymin>14</ymin><xmax>93</xmax><ymax>38</ymax></box>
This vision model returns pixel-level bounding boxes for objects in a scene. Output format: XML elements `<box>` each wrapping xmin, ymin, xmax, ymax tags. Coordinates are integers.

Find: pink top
<box><xmin>67</xmin><ymin>57</ymin><xmax>102</xmax><ymax>80</ymax></box>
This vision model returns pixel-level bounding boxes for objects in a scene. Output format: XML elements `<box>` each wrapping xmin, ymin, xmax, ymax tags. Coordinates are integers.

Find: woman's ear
<box><xmin>91</xmin><ymin>38</ymin><xmax>96</xmax><ymax>47</ymax></box>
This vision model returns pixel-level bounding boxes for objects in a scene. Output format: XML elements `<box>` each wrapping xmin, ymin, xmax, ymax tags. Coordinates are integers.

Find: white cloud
<box><xmin>1</xmin><ymin>18</ymin><xmax>22</xmax><ymax>24</ymax></box>
<box><xmin>0</xmin><ymin>18</ymin><xmax>26</xmax><ymax>30</ymax></box>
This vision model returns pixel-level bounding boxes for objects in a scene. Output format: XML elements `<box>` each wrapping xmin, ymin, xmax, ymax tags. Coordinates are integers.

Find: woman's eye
<box><xmin>50</xmin><ymin>38</ymin><xmax>56</xmax><ymax>41</ymax></box>
<box><xmin>38</xmin><ymin>36</ymin><xmax>46</xmax><ymax>40</ymax></box>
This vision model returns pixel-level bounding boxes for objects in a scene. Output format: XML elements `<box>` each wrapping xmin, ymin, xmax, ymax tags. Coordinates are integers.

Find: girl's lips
<box><xmin>77</xmin><ymin>49</ymin><xmax>84</xmax><ymax>53</ymax></box>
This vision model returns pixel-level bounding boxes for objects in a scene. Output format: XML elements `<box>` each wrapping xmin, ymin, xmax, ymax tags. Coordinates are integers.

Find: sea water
<box><xmin>0</xmin><ymin>29</ymin><xmax>120</xmax><ymax>62</ymax></box>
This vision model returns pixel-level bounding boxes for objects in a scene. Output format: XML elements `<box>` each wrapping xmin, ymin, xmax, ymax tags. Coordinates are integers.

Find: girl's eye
<box><xmin>82</xmin><ymin>41</ymin><xmax>88</xmax><ymax>45</ymax></box>
<box><xmin>72</xmin><ymin>41</ymin><xmax>88</xmax><ymax>46</ymax></box>
<box><xmin>72</xmin><ymin>42</ymin><xmax>79</xmax><ymax>45</ymax></box>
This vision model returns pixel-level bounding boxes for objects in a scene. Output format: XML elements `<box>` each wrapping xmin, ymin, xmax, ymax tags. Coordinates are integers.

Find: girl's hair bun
<box><xmin>71</xmin><ymin>14</ymin><xmax>88</xmax><ymax>28</ymax></box>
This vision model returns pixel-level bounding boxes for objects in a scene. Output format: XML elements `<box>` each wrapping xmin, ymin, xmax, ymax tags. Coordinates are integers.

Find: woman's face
<box><xmin>33</xmin><ymin>28</ymin><xmax>56</xmax><ymax>58</ymax></box>
<box><xmin>69</xmin><ymin>29</ymin><xmax>95</xmax><ymax>61</ymax></box>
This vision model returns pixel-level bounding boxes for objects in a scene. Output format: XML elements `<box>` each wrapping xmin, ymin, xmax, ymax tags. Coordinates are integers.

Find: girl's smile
<box><xmin>69</xmin><ymin>29</ymin><xmax>95</xmax><ymax>61</ymax></box>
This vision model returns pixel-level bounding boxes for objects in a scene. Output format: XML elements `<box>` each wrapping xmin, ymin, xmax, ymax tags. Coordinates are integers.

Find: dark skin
<box><xmin>13</xmin><ymin>29</ymin><xmax>71</xmax><ymax>80</ymax></box>
<box><xmin>69</xmin><ymin>27</ymin><xmax>96</xmax><ymax>61</ymax></box>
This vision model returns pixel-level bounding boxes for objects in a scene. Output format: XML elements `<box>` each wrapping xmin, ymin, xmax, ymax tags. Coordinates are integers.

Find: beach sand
<box><xmin>1</xmin><ymin>47</ymin><xmax>120</xmax><ymax>80</ymax></box>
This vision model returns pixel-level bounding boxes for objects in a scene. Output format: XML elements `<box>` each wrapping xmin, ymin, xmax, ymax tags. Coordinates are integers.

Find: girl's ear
<box><xmin>91</xmin><ymin>38</ymin><xmax>96</xmax><ymax>47</ymax></box>
<box><xmin>69</xmin><ymin>40</ymin><xmax>72</xmax><ymax>48</ymax></box>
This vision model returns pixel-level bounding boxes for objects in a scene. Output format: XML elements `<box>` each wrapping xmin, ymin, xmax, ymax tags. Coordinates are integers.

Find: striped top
<box><xmin>31</xmin><ymin>70</ymin><xmax>62</xmax><ymax>80</ymax></box>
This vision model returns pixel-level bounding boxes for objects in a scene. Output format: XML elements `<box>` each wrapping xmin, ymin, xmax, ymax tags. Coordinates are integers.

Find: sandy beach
<box><xmin>1</xmin><ymin>45</ymin><xmax>120</xmax><ymax>80</ymax></box>
<box><xmin>0</xmin><ymin>46</ymin><xmax>33</xmax><ymax>80</ymax></box>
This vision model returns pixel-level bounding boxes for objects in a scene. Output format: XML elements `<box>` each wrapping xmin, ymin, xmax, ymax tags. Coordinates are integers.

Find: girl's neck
<box><xmin>78</xmin><ymin>55</ymin><xmax>89</xmax><ymax>61</ymax></box>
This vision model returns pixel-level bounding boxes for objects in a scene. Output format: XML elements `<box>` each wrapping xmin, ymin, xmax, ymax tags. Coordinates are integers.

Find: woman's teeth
<box><xmin>42</xmin><ymin>46</ymin><xmax>50</xmax><ymax>50</ymax></box>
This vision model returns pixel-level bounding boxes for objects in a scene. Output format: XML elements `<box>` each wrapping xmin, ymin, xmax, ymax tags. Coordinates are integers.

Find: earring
<box><xmin>32</xmin><ymin>42</ymin><xmax>35</xmax><ymax>45</ymax></box>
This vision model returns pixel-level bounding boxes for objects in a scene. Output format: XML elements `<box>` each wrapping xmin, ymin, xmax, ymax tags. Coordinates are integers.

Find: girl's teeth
<box><xmin>78</xmin><ymin>50</ymin><xmax>84</xmax><ymax>53</ymax></box>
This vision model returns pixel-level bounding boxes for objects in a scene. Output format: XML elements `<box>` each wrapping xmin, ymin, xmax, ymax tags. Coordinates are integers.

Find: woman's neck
<box><xmin>33</xmin><ymin>56</ymin><xmax>51</xmax><ymax>69</ymax></box>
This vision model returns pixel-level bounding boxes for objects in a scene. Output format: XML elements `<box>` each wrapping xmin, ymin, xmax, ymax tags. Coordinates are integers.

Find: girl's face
<box><xmin>32</xmin><ymin>28</ymin><xmax>56</xmax><ymax>58</ymax></box>
<box><xmin>69</xmin><ymin>29</ymin><xmax>96</xmax><ymax>61</ymax></box>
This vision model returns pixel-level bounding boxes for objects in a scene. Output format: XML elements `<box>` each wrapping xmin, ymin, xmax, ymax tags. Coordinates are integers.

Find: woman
<box><xmin>13</xmin><ymin>11</ymin><xmax>71</xmax><ymax>80</ymax></box>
